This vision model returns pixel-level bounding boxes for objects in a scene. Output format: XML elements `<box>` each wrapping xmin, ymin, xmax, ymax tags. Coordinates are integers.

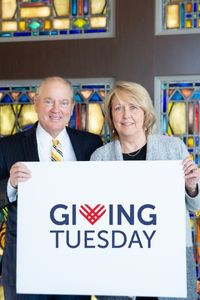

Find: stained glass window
<box><xmin>0</xmin><ymin>0</ymin><xmax>114</xmax><ymax>41</ymax></box>
<box><xmin>155</xmin><ymin>76</ymin><xmax>200</xmax><ymax>280</ymax></box>
<box><xmin>155</xmin><ymin>0</ymin><xmax>200</xmax><ymax>34</ymax></box>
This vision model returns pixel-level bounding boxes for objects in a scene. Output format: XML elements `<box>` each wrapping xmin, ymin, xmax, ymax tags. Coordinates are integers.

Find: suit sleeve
<box><xmin>0</xmin><ymin>141</ymin><xmax>10</xmax><ymax>207</ymax></box>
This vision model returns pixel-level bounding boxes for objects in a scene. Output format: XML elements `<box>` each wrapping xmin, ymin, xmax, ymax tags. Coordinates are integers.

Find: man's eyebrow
<box><xmin>43</xmin><ymin>97</ymin><xmax>52</xmax><ymax>100</ymax></box>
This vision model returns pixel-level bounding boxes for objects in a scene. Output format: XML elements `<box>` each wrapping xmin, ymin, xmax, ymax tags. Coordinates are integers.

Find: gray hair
<box><xmin>36</xmin><ymin>76</ymin><xmax>74</xmax><ymax>99</ymax></box>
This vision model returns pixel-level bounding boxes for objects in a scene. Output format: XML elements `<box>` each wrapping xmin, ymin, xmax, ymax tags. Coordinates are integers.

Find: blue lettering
<box><xmin>97</xmin><ymin>230</ymin><xmax>109</xmax><ymax>248</ymax></box>
<box><xmin>50</xmin><ymin>204</ymin><xmax>69</xmax><ymax>225</ymax></box>
<box><xmin>66</xmin><ymin>230</ymin><xmax>80</xmax><ymax>248</ymax></box>
<box><xmin>128</xmin><ymin>231</ymin><xmax>143</xmax><ymax>248</ymax></box>
<box><xmin>117</xmin><ymin>205</ymin><xmax>135</xmax><ymax>225</ymax></box>
<box><xmin>112</xmin><ymin>230</ymin><xmax>127</xmax><ymax>248</ymax></box>
<box><xmin>143</xmin><ymin>230</ymin><xmax>156</xmax><ymax>248</ymax></box>
<box><xmin>50</xmin><ymin>230</ymin><xmax>64</xmax><ymax>248</ymax></box>
<box><xmin>84</xmin><ymin>230</ymin><xmax>95</xmax><ymax>248</ymax></box>
<box><xmin>138</xmin><ymin>204</ymin><xmax>157</xmax><ymax>225</ymax></box>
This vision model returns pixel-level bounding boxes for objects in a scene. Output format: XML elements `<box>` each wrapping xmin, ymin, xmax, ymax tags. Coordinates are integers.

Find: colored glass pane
<box><xmin>53</xmin><ymin>19</ymin><xmax>70</xmax><ymax>30</ymax></box>
<box><xmin>90</xmin><ymin>92</ymin><xmax>102</xmax><ymax>102</ymax></box>
<box><xmin>74</xmin><ymin>18</ymin><xmax>87</xmax><ymax>28</ymax></box>
<box><xmin>18</xmin><ymin>105</ymin><xmax>38</xmax><ymax>129</ymax></box>
<box><xmin>168</xmin><ymin>89</ymin><xmax>174</xmax><ymax>97</ymax></box>
<box><xmin>28</xmin><ymin>21</ymin><xmax>41</xmax><ymax>30</ymax></box>
<box><xmin>11</xmin><ymin>92</ymin><xmax>20</xmax><ymax>101</ymax></box>
<box><xmin>83</xmin><ymin>0</ymin><xmax>89</xmax><ymax>15</ymax></box>
<box><xmin>90</xmin><ymin>17</ymin><xmax>106</xmax><ymax>28</ymax></box>
<box><xmin>188</xmin><ymin>137</ymin><xmax>194</xmax><ymax>147</ymax></box>
<box><xmin>2</xmin><ymin>95</ymin><xmax>13</xmax><ymax>103</ymax></box>
<box><xmin>28</xmin><ymin>92</ymin><xmax>36</xmax><ymax>102</ymax></box>
<box><xmin>0</xmin><ymin>93</ymin><xmax>4</xmax><ymax>101</ymax></box>
<box><xmin>186</xmin><ymin>19</ymin><xmax>192</xmax><ymax>28</ymax></box>
<box><xmin>0</xmin><ymin>0</ymin><xmax>112</xmax><ymax>41</ymax></box>
<box><xmin>74</xmin><ymin>93</ymin><xmax>83</xmax><ymax>103</ymax></box>
<box><xmin>2</xmin><ymin>22</ymin><xmax>17</xmax><ymax>32</ymax></box>
<box><xmin>162</xmin><ymin>115</ymin><xmax>167</xmax><ymax>134</ymax></box>
<box><xmin>2</xmin><ymin>0</ymin><xmax>17</xmax><ymax>19</ymax></box>
<box><xmin>181</xmin><ymin>89</ymin><xmax>193</xmax><ymax>98</ymax></box>
<box><xmin>166</xmin><ymin>4</ymin><xmax>179</xmax><ymax>29</ymax></box>
<box><xmin>91</xmin><ymin>0</ymin><xmax>106</xmax><ymax>14</ymax></box>
<box><xmin>0</xmin><ymin>105</ymin><xmax>15</xmax><ymax>136</ymax></box>
<box><xmin>44</xmin><ymin>20</ymin><xmax>51</xmax><ymax>30</ymax></box>
<box><xmin>195</xmin><ymin>104</ymin><xmax>199</xmax><ymax>133</ymax></box>
<box><xmin>99</xmin><ymin>90</ymin><xmax>105</xmax><ymax>98</ymax></box>
<box><xmin>162</xmin><ymin>90</ymin><xmax>167</xmax><ymax>112</ymax></box>
<box><xmin>171</xmin><ymin>90</ymin><xmax>184</xmax><ymax>100</ymax></box>
<box><xmin>81</xmin><ymin>103</ymin><xmax>87</xmax><ymax>130</ymax></box>
<box><xmin>186</xmin><ymin>2</ymin><xmax>192</xmax><ymax>12</ymax></box>
<box><xmin>19</xmin><ymin>94</ymin><xmax>30</xmax><ymax>103</ymax></box>
<box><xmin>88</xmin><ymin>103</ymin><xmax>104</xmax><ymax>134</ymax></box>
<box><xmin>54</xmin><ymin>0</ymin><xmax>70</xmax><ymax>16</ymax></box>
<box><xmin>188</xmin><ymin>102</ymin><xmax>194</xmax><ymax>134</ymax></box>
<box><xmin>192</xmin><ymin>90</ymin><xmax>200</xmax><ymax>99</ymax></box>
<box><xmin>20</xmin><ymin>21</ymin><xmax>26</xmax><ymax>31</ymax></box>
<box><xmin>168</xmin><ymin>102</ymin><xmax>186</xmax><ymax>134</ymax></box>
<box><xmin>20</xmin><ymin>7</ymin><xmax>51</xmax><ymax>18</ymax></box>
<box><xmin>81</xmin><ymin>90</ymin><xmax>93</xmax><ymax>99</ymax></box>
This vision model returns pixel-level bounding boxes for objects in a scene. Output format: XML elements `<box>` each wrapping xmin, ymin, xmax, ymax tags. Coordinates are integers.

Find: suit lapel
<box><xmin>21</xmin><ymin>124</ymin><xmax>40</xmax><ymax>161</ymax></box>
<box><xmin>66</xmin><ymin>127</ymin><xmax>82</xmax><ymax>160</ymax></box>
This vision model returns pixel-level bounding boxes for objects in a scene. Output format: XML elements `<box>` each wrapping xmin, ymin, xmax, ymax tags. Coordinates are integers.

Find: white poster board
<box><xmin>17</xmin><ymin>161</ymin><xmax>186</xmax><ymax>298</ymax></box>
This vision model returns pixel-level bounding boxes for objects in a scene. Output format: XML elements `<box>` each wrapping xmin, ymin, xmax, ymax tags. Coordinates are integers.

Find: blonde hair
<box><xmin>105</xmin><ymin>81</ymin><xmax>157</xmax><ymax>139</ymax></box>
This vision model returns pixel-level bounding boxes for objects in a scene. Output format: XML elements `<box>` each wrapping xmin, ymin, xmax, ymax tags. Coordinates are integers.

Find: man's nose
<box><xmin>52</xmin><ymin>101</ymin><xmax>60</xmax><ymax>111</ymax></box>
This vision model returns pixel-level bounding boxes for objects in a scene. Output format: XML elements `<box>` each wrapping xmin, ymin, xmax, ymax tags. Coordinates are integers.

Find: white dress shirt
<box><xmin>7</xmin><ymin>124</ymin><xmax>76</xmax><ymax>202</ymax></box>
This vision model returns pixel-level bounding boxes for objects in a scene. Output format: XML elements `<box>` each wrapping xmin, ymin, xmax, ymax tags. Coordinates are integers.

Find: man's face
<box><xmin>34</xmin><ymin>79</ymin><xmax>74</xmax><ymax>138</ymax></box>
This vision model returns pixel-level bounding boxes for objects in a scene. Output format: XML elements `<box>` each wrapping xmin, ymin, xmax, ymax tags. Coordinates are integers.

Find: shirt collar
<box><xmin>36</xmin><ymin>123</ymin><xmax>67</xmax><ymax>146</ymax></box>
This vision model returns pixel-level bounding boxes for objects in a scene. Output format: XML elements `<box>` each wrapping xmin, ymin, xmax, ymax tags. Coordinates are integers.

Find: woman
<box><xmin>91</xmin><ymin>81</ymin><xmax>200</xmax><ymax>300</ymax></box>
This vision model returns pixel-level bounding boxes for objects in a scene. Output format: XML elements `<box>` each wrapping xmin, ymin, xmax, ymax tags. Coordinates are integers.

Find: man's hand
<box><xmin>9</xmin><ymin>162</ymin><xmax>31</xmax><ymax>188</ymax></box>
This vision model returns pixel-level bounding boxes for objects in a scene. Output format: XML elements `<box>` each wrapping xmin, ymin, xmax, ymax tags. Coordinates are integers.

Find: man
<box><xmin>0</xmin><ymin>76</ymin><xmax>103</xmax><ymax>300</ymax></box>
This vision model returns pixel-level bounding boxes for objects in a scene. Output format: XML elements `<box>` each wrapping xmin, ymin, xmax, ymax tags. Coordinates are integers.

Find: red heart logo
<box><xmin>79</xmin><ymin>204</ymin><xmax>106</xmax><ymax>225</ymax></box>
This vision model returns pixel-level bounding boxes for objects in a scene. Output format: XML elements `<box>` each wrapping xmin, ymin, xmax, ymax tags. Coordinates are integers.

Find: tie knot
<box><xmin>52</xmin><ymin>139</ymin><xmax>59</xmax><ymax>147</ymax></box>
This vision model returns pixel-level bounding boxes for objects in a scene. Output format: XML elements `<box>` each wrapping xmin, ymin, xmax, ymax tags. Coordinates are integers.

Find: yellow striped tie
<box><xmin>51</xmin><ymin>139</ymin><xmax>63</xmax><ymax>161</ymax></box>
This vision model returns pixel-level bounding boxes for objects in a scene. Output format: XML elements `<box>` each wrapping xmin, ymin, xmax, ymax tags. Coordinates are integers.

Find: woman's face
<box><xmin>111</xmin><ymin>92</ymin><xmax>145</xmax><ymax>140</ymax></box>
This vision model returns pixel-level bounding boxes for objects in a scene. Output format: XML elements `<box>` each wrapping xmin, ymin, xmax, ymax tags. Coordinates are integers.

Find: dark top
<box><xmin>122</xmin><ymin>144</ymin><xmax>147</xmax><ymax>160</ymax></box>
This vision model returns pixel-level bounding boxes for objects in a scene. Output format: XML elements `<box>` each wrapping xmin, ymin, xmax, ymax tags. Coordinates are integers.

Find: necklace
<box><xmin>126</xmin><ymin>146</ymin><xmax>143</xmax><ymax>157</ymax></box>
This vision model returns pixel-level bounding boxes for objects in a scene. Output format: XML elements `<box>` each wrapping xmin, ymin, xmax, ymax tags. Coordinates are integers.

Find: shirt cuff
<box><xmin>7</xmin><ymin>179</ymin><xmax>17</xmax><ymax>203</ymax></box>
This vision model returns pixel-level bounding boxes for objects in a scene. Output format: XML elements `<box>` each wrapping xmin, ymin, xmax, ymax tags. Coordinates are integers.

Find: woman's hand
<box><xmin>10</xmin><ymin>162</ymin><xmax>31</xmax><ymax>188</ymax></box>
<box><xmin>183</xmin><ymin>157</ymin><xmax>199</xmax><ymax>197</ymax></box>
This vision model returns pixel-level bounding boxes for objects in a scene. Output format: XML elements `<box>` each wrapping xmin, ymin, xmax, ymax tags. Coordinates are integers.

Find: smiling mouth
<box><xmin>121</xmin><ymin>122</ymin><xmax>134</xmax><ymax>126</ymax></box>
<box><xmin>49</xmin><ymin>116</ymin><xmax>62</xmax><ymax>121</ymax></box>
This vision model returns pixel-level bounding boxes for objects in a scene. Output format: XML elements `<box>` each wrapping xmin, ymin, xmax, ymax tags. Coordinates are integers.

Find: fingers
<box><xmin>183</xmin><ymin>157</ymin><xmax>199</xmax><ymax>195</ymax></box>
<box><xmin>10</xmin><ymin>162</ymin><xmax>31</xmax><ymax>188</ymax></box>
<box><xmin>182</xmin><ymin>157</ymin><xmax>199</xmax><ymax>177</ymax></box>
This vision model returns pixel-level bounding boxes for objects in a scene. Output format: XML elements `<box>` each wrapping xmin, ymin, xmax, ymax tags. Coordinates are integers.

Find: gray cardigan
<box><xmin>91</xmin><ymin>134</ymin><xmax>200</xmax><ymax>247</ymax></box>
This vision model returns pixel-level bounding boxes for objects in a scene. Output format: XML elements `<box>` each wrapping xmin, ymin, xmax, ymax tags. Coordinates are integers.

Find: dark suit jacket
<box><xmin>0</xmin><ymin>123</ymin><xmax>103</xmax><ymax>287</ymax></box>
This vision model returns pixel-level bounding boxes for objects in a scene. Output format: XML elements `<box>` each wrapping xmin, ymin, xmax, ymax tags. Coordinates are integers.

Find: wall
<box><xmin>0</xmin><ymin>0</ymin><xmax>199</xmax><ymax>100</ymax></box>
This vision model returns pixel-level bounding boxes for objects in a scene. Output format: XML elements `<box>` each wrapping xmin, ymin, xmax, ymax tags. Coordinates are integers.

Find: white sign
<box><xmin>17</xmin><ymin>161</ymin><xmax>186</xmax><ymax>298</ymax></box>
